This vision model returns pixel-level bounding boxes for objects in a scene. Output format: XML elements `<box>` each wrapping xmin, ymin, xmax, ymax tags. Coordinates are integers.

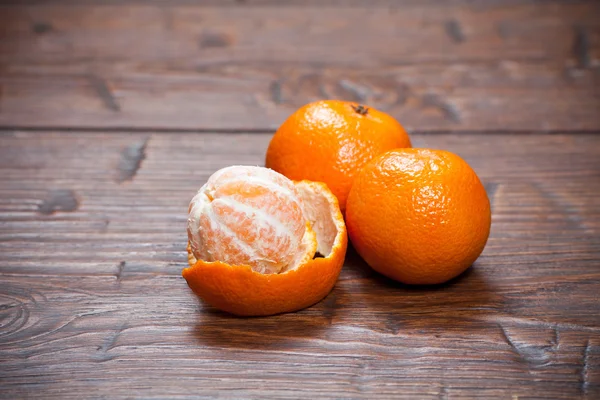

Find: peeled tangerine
<box><xmin>184</xmin><ymin>165</ymin><xmax>347</xmax><ymax>316</ymax></box>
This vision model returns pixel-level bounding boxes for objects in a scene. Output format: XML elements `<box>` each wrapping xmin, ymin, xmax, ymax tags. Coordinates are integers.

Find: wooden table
<box><xmin>1</xmin><ymin>1</ymin><xmax>599</xmax><ymax>399</ymax></box>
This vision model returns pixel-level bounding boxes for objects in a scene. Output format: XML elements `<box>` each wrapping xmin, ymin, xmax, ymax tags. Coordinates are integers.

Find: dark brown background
<box><xmin>1</xmin><ymin>1</ymin><xmax>599</xmax><ymax>399</ymax></box>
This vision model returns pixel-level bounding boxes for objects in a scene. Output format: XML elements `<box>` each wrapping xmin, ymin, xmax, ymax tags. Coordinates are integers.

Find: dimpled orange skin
<box><xmin>346</xmin><ymin>149</ymin><xmax>491</xmax><ymax>285</ymax></box>
<box><xmin>265</xmin><ymin>100</ymin><xmax>411</xmax><ymax>212</ymax></box>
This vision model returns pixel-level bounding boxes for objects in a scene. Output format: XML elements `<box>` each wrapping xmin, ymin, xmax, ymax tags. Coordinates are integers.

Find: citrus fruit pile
<box><xmin>183</xmin><ymin>100</ymin><xmax>491</xmax><ymax>316</ymax></box>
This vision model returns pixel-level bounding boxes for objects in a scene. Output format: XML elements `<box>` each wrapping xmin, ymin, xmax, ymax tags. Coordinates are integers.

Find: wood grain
<box><xmin>0</xmin><ymin>131</ymin><xmax>599</xmax><ymax>399</ymax></box>
<box><xmin>0</xmin><ymin>3</ymin><xmax>599</xmax><ymax>131</ymax></box>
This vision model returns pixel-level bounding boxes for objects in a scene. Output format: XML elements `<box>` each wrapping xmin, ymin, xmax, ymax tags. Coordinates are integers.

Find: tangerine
<box><xmin>265</xmin><ymin>100</ymin><xmax>411</xmax><ymax>212</ymax></box>
<box><xmin>187</xmin><ymin>166</ymin><xmax>316</xmax><ymax>274</ymax></box>
<box><xmin>346</xmin><ymin>149</ymin><xmax>491</xmax><ymax>285</ymax></box>
<box><xmin>184</xmin><ymin>166</ymin><xmax>347</xmax><ymax>316</ymax></box>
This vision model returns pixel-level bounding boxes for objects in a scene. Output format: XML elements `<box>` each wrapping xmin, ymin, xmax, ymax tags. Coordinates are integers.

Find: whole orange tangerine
<box><xmin>265</xmin><ymin>100</ymin><xmax>411</xmax><ymax>213</ymax></box>
<box><xmin>346</xmin><ymin>149</ymin><xmax>491</xmax><ymax>285</ymax></box>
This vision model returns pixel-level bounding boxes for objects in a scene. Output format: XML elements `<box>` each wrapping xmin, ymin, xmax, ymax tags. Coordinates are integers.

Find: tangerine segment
<box><xmin>183</xmin><ymin>180</ymin><xmax>347</xmax><ymax>316</ymax></box>
<box><xmin>346</xmin><ymin>149</ymin><xmax>491</xmax><ymax>285</ymax></box>
<box><xmin>187</xmin><ymin>166</ymin><xmax>314</xmax><ymax>274</ymax></box>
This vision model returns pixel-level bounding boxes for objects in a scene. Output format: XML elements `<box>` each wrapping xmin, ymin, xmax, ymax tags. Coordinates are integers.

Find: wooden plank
<box><xmin>0</xmin><ymin>3</ymin><xmax>598</xmax><ymax>131</ymax></box>
<box><xmin>0</xmin><ymin>131</ymin><xmax>599</xmax><ymax>398</ymax></box>
<box><xmin>3</xmin><ymin>0</ymin><xmax>584</xmax><ymax>6</ymax></box>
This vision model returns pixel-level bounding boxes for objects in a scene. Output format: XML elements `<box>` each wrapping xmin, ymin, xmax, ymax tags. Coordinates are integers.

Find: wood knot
<box><xmin>38</xmin><ymin>189</ymin><xmax>79</xmax><ymax>215</ymax></box>
<box><xmin>116</xmin><ymin>139</ymin><xmax>149</xmax><ymax>183</ymax></box>
<box><xmin>199</xmin><ymin>31</ymin><xmax>234</xmax><ymax>49</ymax></box>
<box><xmin>573</xmin><ymin>26</ymin><xmax>591</xmax><ymax>69</ymax></box>
<box><xmin>445</xmin><ymin>20</ymin><xmax>465</xmax><ymax>43</ymax></box>
<box><xmin>32</xmin><ymin>22</ymin><xmax>53</xmax><ymax>35</ymax></box>
<box><xmin>0</xmin><ymin>292</ymin><xmax>31</xmax><ymax>338</ymax></box>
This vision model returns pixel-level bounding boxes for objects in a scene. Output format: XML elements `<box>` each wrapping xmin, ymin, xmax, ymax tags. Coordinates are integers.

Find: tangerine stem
<box><xmin>351</xmin><ymin>104</ymin><xmax>369</xmax><ymax>116</ymax></box>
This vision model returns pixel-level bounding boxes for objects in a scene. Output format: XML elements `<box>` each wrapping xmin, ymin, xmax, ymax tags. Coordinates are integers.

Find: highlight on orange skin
<box><xmin>187</xmin><ymin>166</ymin><xmax>317</xmax><ymax>274</ymax></box>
